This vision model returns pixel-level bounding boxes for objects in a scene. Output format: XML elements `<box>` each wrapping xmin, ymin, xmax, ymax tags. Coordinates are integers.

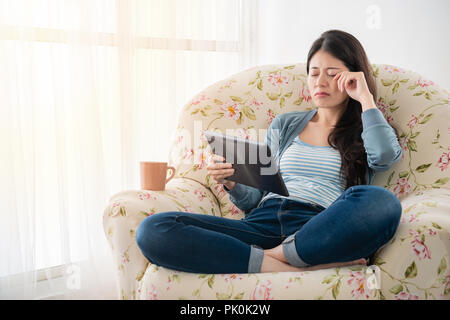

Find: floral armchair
<box><xmin>103</xmin><ymin>63</ymin><xmax>450</xmax><ymax>300</ymax></box>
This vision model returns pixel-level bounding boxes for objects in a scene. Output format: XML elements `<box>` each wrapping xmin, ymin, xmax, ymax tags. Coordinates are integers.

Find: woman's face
<box><xmin>307</xmin><ymin>49</ymin><xmax>350</xmax><ymax>109</ymax></box>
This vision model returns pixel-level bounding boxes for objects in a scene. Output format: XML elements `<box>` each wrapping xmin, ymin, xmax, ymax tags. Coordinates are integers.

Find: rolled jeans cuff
<box><xmin>248</xmin><ymin>245</ymin><xmax>264</xmax><ymax>273</ymax></box>
<box><xmin>282</xmin><ymin>233</ymin><xmax>309</xmax><ymax>268</ymax></box>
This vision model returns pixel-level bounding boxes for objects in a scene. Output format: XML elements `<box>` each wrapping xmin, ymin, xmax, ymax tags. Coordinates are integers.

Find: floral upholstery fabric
<box><xmin>103</xmin><ymin>63</ymin><xmax>450</xmax><ymax>300</ymax></box>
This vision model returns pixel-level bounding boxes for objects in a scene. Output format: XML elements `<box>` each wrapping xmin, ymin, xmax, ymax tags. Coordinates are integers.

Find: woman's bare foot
<box><xmin>297</xmin><ymin>258</ymin><xmax>367</xmax><ymax>272</ymax></box>
<box><xmin>260</xmin><ymin>244</ymin><xmax>367</xmax><ymax>273</ymax></box>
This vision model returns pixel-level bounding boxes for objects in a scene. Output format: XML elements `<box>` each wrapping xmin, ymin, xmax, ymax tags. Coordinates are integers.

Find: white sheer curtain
<box><xmin>0</xmin><ymin>0</ymin><xmax>257</xmax><ymax>299</ymax></box>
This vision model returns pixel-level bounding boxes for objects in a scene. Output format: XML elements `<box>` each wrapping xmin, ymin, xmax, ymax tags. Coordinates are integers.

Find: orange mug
<box><xmin>140</xmin><ymin>161</ymin><xmax>176</xmax><ymax>191</ymax></box>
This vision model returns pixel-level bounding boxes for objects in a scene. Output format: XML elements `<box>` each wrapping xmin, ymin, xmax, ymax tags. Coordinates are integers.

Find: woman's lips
<box><xmin>315</xmin><ymin>93</ymin><xmax>329</xmax><ymax>98</ymax></box>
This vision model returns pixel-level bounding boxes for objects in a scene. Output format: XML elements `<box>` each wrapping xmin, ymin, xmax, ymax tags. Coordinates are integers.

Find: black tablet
<box><xmin>204</xmin><ymin>130</ymin><xmax>289</xmax><ymax>197</ymax></box>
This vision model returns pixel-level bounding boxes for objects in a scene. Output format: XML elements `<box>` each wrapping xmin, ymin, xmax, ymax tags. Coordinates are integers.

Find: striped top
<box><xmin>260</xmin><ymin>135</ymin><xmax>346</xmax><ymax>209</ymax></box>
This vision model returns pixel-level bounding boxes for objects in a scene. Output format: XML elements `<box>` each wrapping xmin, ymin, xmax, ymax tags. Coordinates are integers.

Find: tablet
<box><xmin>204</xmin><ymin>130</ymin><xmax>289</xmax><ymax>197</ymax></box>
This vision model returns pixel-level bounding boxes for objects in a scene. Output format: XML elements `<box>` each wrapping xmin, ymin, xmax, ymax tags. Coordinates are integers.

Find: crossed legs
<box><xmin>136</xmin><ymin>185</ymin><xmax>402</xmax><ymax>274</ymax></box>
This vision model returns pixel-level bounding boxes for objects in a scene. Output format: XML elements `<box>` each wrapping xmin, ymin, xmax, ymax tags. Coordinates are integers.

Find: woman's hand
<box><xmin>206</xmin><ymin>154</ymin><xmax>236</xmax><ymax>190</ymax></box>
<box><xmin>334</xmin><ymin>71</ymin><xmax>373</xmax><ymax>104</ymax></box>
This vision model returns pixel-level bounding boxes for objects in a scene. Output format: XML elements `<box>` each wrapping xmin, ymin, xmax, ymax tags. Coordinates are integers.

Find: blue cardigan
<box><xmin>225</xmin><ymin>108</ymin><xmax>403</xmax><ymax>212</ymax></box>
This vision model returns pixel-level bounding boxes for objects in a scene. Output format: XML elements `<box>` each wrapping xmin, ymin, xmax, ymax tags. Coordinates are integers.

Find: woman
<box><xmin>136</xmin><ymin>29</ymin><xmax>403</xmax><ymax>274</ymax></box>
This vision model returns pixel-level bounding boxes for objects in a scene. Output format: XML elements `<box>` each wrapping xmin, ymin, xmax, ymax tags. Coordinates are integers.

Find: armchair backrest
<box><xmin>168</xmin><ymin>63</ymin><xmax>450</xmax><ymax>216</ymax></box>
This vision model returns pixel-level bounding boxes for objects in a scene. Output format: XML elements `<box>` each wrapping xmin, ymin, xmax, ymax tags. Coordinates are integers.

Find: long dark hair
<box><xmin>306</xmin><ymin>29</ymin><xmax>399</xmax><ymax>190</ymax></box>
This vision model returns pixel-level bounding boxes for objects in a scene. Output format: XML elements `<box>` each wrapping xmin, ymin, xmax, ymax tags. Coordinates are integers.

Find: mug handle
<box><xmin>166</xmin><ymin>166</ymin><xmax>176</xmax><ymax>184</ymax></box>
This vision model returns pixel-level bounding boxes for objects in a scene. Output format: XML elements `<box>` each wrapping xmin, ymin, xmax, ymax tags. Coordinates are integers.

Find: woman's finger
<box><xmin>334</xmin><ymin>72</ymin><xmax>341</xmax><ymax>88</ymax></box>
<box><xmin>333</xmin><ymin>72</ymin><xmax>341</xmax><ymax>83</ymax></box>
<box><xmin>212</xmin><ymin>154</ymin><xmax>225</xmax><ymax>162</ymax></box>
<box><xmin>207</xmin><ymin>162</ymin><xmax>232</xmax><ymax>171</ymax></box>
<box><xmin>213</xmin><ymin>168</ymin><xmax>234</xmax><ymax>176</ymax></box>
<box><xmin>344</xmin><ymin>75</ymin><xmax>352</xmax><ymax>91</ymax></box>
<box><xmin>338</xmin><ymin>72</ymin><xmax>344</xmax><ymax>92</ymax></box>
<box><xmin>333</xmin><ymin>72</ymin><xmax>342</xmax><ymax>89</ymax></box>
<box><xmin>207</xmin><ymin>159</ymin><xmax>231</xmax><ymax>168</ymax></box>
<box><xmin>208</xmin><ymin>167</ymin><xmax>234</xmax><ymax>176</ymax></box>
<box><xmin>212</xmin><ymin>173</ymin><xmax>234</xmax><ymax>184</ymax></box>
<box><xmin>338</xmin><ymin>74</ymin><xmax>346</xmax><ymax>92</ymax></box>
<box><xmin>346</xmin><ymin>78</ymin><xmax>355</xmax><ymax>90</ymax></box>
<box><xmin>342</xmin><ymin>73</ymin><xmax>354</xmax><ymax>92</ymax></box>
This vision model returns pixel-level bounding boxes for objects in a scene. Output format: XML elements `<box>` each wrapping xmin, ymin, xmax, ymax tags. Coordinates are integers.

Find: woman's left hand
<box><xmin>334</xmin><ymin>71</ymin><xmax>372</xmax><ymax>103</ymax></box>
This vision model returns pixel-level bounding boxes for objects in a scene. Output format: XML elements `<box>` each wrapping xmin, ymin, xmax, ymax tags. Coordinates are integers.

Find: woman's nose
<box><xmin>315</xmin><ymin>73</ymin><xmax>329</xmax><ymax>87</ymax></box>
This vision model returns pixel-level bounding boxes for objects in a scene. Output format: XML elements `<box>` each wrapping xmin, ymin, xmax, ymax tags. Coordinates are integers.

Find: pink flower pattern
<box><xmin>347</xmin><ymin>271</ymin><xmax>370</xmax><ymax>299</ymax></box>
<box><xmin>120</xmin><ymin>252</ymin><xmax>128</xmax><ymax>265</ymax></box>
<box><xmin>384</xmin><ymin>114</ymin><xmax>394</xmax><ymax>125</ymax></box>
<box><xmin>401</xmin><ymin>213</ymin><xmax>418</xmax><ymax>224</ymax></box>
<box><xmin>395</xmin><ymin>291</ymin><xmax>419</xmax><ymax>300</ymax></box>
<box><xmin>218</xmin><ymin>80</ymin><xmax>236</xmax><ymax>93</ymax></box>
<box><xmin>284</xmin><ymin>274</ymin><xmax>304</xmax><ymax>289</ymax></box>
<box><xmin>398</xmin><ymin>136</ymin><xmax>409</xmax><ymax>152</ymax></box>
<box><xmin>440</xmin><ymin>276</ymin><xmax>450</xmax><ymax>299</ymax></box>
<box><xmin>229</xmin><ymin>204</ymin><xmax>241</xmax><ymax>216</ymax></box>
<box><xmin>266</xmin><ymin>109</ymin><xmax>276</xmax><ymax>124</ymax></box>
<box><xmin>267</xmin><ymin>73</ymin><xmax>288</xmax><ymax>87</ymax></box>
<box><xmin>147</xmin><ymin>284</ymin><xmax>158</xmax><ymax>300</ymax></box>
<box><xmin>138</xmin><ymin>192</ymin><xmax>156</xmax><ymax>201</ymax></box>
<box><xmin>111</xmin><ymin>202</ymin><xmax>123</xmax><ymax>216</ymax></box>
<box><xmin>250</xmin><ymin>98</ymin><xmax>264</xmax><ymax>111</ymax></box>
<box><xmin>301</xmin><ymin>86</ymin><xmax>312</xmax><ymax>103</ymax></box>
<box><xmin>436</xmin><ymin>148</ymin><xmax>450</xmax><ymax>171</ymax></box>
<box><xmin>175</xmin><ymin>135</ymin><xmax>184</xmax><ymax>145</ymax></box>
<box><xmin>184</xmin><ymin>148</ymin><xmax>194</xmax><ymax>160</ymax></box>
<box><xmin>189</xmin><ymin>94</ymin><xmax>210</xmax><ymax>106</ymax></box>
<box><xmin>376</xmin><ymin>97</ymin><xmax>389</xmax><ymax>114</ymax></box>
<box><xmin>416</xmin><ymin>78</ymin><xmax>435</xmax><ymax>87</ymax></box>
<box><xmin>195</xmin><ymin>150</ymin><xmax>208</xmax><ymax>169</ymax></box>
<box><xmin>166</xmin><ymin>274</ymin><xmax>180</xmax><ymax>291</ymax></box>
<box><xmin>181</xmin><ymin>205</ymin><xmax>192</xmax><ymax>212</ymax></box>
<box><xmin>220</xmin><ymin>103</ymin><xmax>242</xmax><ymax>121</ymax></box>
<box><xmin>222</xmin><ymin>274</ymin><xmax>244</xmax><ymax>282</ymax></box>
<box><xmin>251</xmin><ymin>280</ymin><xmax>274</xmax><ymax>300</ymax></box>
<box><xmin>409</xmin><ymin>229</ymin><xmax>431</xmax><ymax>260</ymax></box>
<box><xmin>383</xmin><ymin>65</ymin><xmax>407</xmax><ymax>74</ymax></box>
<box><xmin>407</xmin><ymin>114</ymin><xmax>419</xmax><ymax>129</ymax></box>
<box><xmin>212</xmin><ymin>184</ymin><xmax>226</xmax><ymax>198</ymax></box>
<box><xmin>393</xmin><ymin>178</ymin><xmax>412</xmax><ymax>197</ymax></box>
<box><xmin>194</xmin><ymin>189</ymin><xmax>206</xmax><ymax>201</ymax></box>
<box><xmin>236</xmin><ymin>127</ymin><xmax>257</xmax><ymax>140</ymax></box>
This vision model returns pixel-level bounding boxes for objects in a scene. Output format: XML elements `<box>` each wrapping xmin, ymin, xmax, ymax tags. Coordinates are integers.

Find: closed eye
<box><xmin>310</xmin><ymin>74</ymin><xmax>337</xmax><ymax>77</ymax></box>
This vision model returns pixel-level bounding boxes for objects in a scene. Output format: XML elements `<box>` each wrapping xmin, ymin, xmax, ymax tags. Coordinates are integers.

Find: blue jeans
<box><xmin>136</xmin><ymin>185</ymin><xmax>402</xmax><ymax>274</ymax></box>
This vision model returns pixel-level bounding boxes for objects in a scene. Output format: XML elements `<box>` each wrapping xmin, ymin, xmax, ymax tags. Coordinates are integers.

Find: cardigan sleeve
<box><xmin>224</xmin><ymin>183</ymin><xmax>263</xmax><ymax>212</ymax></box>
<box><xmin>361</xmin><ymin>108</ymin><xmax>402</xmax><ymax>172</ymax></box>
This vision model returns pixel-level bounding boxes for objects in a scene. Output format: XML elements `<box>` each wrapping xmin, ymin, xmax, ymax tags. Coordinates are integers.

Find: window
<box><xmin>0</xmin><ymin>0</ymin><xmax>253</xmax><ymax>294</ymax></box>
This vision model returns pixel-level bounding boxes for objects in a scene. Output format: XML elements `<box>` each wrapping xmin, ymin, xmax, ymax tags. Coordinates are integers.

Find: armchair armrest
<box><xmin>102</xmin><ymin>177</ymin><xmax>220</xmax><ymax>299</ymax></box>
<box><xmin>372</xmin><ymin>188</ymin><xmax>450</xmax><ymax>300</ymax></box>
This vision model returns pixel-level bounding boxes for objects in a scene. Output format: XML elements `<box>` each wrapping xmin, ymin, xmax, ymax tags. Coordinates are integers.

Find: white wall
<box><xmin>255</xmin><ymin>0</ymin><xmax>450</xmax><ymax>91</ymax></box>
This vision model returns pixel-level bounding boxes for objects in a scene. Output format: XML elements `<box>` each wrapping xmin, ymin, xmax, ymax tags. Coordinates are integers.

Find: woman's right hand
<box><xmin>206</xmin><ymin>154</ymin><xmax>236</xmax><ymax>191</ymax></box>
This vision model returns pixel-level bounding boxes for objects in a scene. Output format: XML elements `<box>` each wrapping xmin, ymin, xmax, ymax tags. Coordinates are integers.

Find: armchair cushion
<box><xmin>137</xmin><ymin>263</ymin><xmax>382</xmax><ymax>300</ymax></box>
<box><xmin>374</xmin><ymin>187</ymin><xmax>450</xmax><ymax>299</ymax></box>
